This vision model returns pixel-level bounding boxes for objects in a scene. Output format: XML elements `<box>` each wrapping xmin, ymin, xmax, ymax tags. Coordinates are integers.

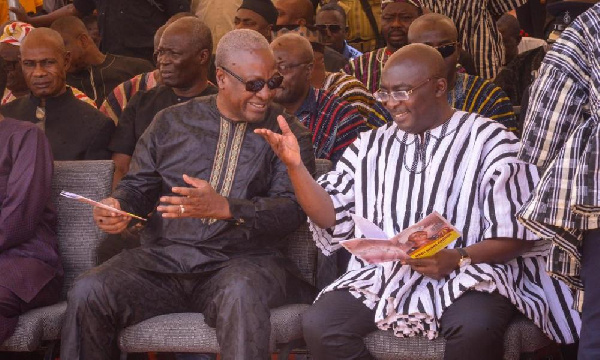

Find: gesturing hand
<box><xmin>254</xmin><ymin>115</ymin><xmax>302</xmax><ymax>169</ymax></box>
<box><xmin>157</xmin><ymin>174</ymin><xmax>232</xmax><ymax>220</ymax></box>
<box><xmin>93</xmin><ymin>198</ymin><xmax>131</xmax><ymax>234</ymax></box>
<box><xmin>402</xmin><ymin>249</ymin><xmax>461</xmax><ymax>280</ymax></box>
<box><xmin>8</xmin><ymin>3</ymin><xmax>29</xmax><ymax>22</ymax></box>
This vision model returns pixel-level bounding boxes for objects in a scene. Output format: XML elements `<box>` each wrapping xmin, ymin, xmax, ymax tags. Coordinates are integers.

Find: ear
<box><xmin>64</xmin><ymin>51</ymin><xmax>72</xmax><ymax>71</ymax></box>
<box><xmin>215</xmin><ymin>67</ymin><xmax>227</xmax><ymax>89</ymax></box>
<box><xmin>306</xmin><ymin>62</ymin><xmax>314</xmax><ymax>76</ymax></box>
<box><xmin>78</xmin><ymin>33</ymin><xmax>91</xmax><ymax>49</ymax></box>
<box><xmin>434</xmin><ymin>77</ymin><xmax>447</xmax><ymax>98</ymax></box>
<box><xmin>298</xmin><ymin>18</ymin><xmax>307</xmax><ymax>26</ymax></box>
<box><xmin>198</xmin><ymin>49</ymin><xmax>211</xmax><ymax>65</ymax></box>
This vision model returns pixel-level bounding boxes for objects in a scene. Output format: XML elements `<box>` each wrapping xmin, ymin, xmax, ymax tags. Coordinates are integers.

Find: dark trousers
<box><xmin>60</xmin><ymin>251</ymin><xmax>312</xmax><ymax>360</ymax></box>
<box><xmin>579</xmin><ymin>228</ymin><xmax>600</xmax><ymax>360</ymax></box>
<box><xmin>303</xmin><ymin>290</ymin><xmax>516</xmax><ymax>360</ymax></box>
<box><xmin>0</xmin><ymin>276</ymin><xmax>62</xmax><ymax>343</ymax></box>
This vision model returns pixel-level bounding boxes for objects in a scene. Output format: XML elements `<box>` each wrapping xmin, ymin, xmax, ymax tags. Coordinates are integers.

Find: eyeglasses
<box><xmin>315</xmin><ymin>24</ymin><xmax>343</xmax><ymax>34</ymax></box>
<box><xmin>276</xmin><ymin>61</ymin><xmax>311</xmax><ymax>73</ymax></box>
<box><xmin>220</xmin><ymin>66</ymin><xmax>284</xmax><ymax>92</ymax></box>
<box><xmin>434</xmin><ymin>42</ymin><xmax>458</xmax><ymax>58</ymax></box>
<box><xmin>374</xmin><ymin>78</ymin><xmax>435</xmax><ymax>102</ymax></box>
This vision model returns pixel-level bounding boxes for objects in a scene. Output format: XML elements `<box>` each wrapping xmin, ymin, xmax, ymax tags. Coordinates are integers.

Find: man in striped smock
<box><xmin>256</xmin><ymin>43</ymin><xmax>580</xmax><ymax>359</ymax></box>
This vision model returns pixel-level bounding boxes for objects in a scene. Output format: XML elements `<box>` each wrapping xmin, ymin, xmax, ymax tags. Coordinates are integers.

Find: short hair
<box><xmin>164</xmin><ymin>17</ymin><xmax>213</xmax><ymax>53</ymax></box>
<box><xmin>51</xmin><ymin>15</ymin><xmax>89</xmax><ymax>39</ymax></box>
<box><xmin>215</xmin><ymin>29</ymin><xmax>270</xmax><ymax>68</ymax></box>
<box><xmin>319</xmin><ymin>3</ymin><xmax>346</xmax><ymax>26</ymax></box>
<box><xmin>21</xmin><ymin>27</ymin><xmax>67</xmax><ymax>55</ymax></box>
<box><xmin>497</xmin><ymin>14</ymin><xmax>521</xmax><ymax>41</ymax></box>
<box><xmin>166</xmin><ymin>12</ymin><xmax>197</xmax><ymax>26</ymax></box>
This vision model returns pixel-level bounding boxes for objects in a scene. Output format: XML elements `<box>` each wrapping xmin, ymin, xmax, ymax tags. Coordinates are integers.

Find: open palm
<box><xmin>255</xmin><ymin>115</ymin><xmax>302</xmax><ymax>168</ymax></box>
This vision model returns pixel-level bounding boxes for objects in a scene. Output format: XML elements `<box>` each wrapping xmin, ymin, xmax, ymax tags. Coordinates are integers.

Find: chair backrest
<box><xmin>283</xmin><ymin>159</ymin><xmax>333</xmax><ymax>287</ymax></box>
<box><xmin>51</xmin><ymin>160</ymin><xmax>114</xmax><ymax>299</ymax></box>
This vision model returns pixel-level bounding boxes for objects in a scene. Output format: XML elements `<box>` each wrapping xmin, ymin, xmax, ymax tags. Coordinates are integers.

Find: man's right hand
<box><xmin>254</xmin><ymin>115</ymin><xmax>303</xmax><ymax>170</ymax></box>
<box><xmin>93</xmin><ymin>198</ymin><xmax>131</xmax><ymax>234</ymax></box>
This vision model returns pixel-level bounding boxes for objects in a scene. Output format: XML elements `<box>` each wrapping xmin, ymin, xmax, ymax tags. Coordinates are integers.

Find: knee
<box><xmin>441</xmin><ymin>314</ymin><xmax>507</xmax><ymax>343</ymax></box>
<box><xmin>302</xmin><ymin>304</ymin><xmax>331</xmax><ymax>342</ymax></box>
<box><xmin>67</xmin><ymin>272</ymin><xmax>107</xmax><ymax>308</ymax></box>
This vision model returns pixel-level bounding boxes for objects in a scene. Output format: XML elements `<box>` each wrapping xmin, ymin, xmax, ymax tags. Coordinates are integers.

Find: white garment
<box><xmin>310</xmin><ymin>111</ymin><xmax>581</xmax><ymax>342</ymax></box>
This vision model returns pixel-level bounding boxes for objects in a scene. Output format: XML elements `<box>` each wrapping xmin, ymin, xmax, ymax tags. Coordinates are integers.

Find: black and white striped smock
<box><xmin>309</xmin><ymin>111</ymin><xmax>581</xmax><ymax>343</ymax></box>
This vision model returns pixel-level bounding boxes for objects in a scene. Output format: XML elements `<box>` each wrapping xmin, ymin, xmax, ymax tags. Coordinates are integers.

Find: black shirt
<box><xmin>109</xmin><ymin>84</ymin><xmax>219</xmax><ymax>156</ymax></box>
<box><xmin>0</xmin><ymin>88</ymin><xmax>115</xmax><ymax>161</ymax></box>
<box><xmin>66</xmin><ymin>53</ymin><xmax>155</xmax><ymax>107</ymax></box>
<box><xmin>73</xmin><ymin>0</ymin><xmax>190</xmax><ymax>61</ymax></box>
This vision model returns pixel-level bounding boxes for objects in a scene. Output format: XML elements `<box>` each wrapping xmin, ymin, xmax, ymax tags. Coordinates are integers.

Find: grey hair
<box><xmin>164</xmin><ymin>17</ymin><xmax>213</xmax><ymax>53</ymax></box>
<box><xmin>215</xmin><ymin>29</ymin><xmax>271</xmax><ymax>68</ymax></box>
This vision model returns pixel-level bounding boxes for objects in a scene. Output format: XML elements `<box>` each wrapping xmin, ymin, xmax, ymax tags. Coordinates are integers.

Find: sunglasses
<box><xmin>434</xmin><ymin>42</ymin><xmax>458</xmax><ymax>58</ymax></box>
<box><xmin>220</xmin><ymin>66</ymin><xmax>284</xmax><ymax>92</ymax></box>
<box><xmin>315</xmin><ymin>24</ymin><xmax>343</xmax><ymax>34</ymax></box>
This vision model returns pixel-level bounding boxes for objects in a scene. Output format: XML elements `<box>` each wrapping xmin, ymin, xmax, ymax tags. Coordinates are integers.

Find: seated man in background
<box><xmin>407</xmin><ymin>13</ymin><xmax>518</xmax><ymax>132</ymax></box>
<box><xmin>0</xmin><ymin>114</ymin><xmax>62</xmax><ymax>346</ymax></box>
<box><xmin>234</xmin><ymin>0</ymin><xmax>278</xmax><ymax>40</ymax></box>
<box><xmin>51</xmin><ymin>16</ymin><xmax>155</xmax><ymax>107</ymax></box>
<box><xmin>275</xmin><ymin>0</ymin><xmax>348</xmax><ymax>72</ymax></box>
<box><xmin>60</xmin><ymin>29</ymin><xmax>316</xmax><ymax>360</ymax></box>
<box><xmin>256</xmin><ymin>43</ymin><xmax>581</xmax><ymax>360</ymax></box>
<box><xmin>315</xmin><ymin>3</ymin><xmax>362</xmax><ymax>59</ymax></box>
<box><xmin>109</xmin><ymin>17</ymin><xmax>218</xmax><ymax>187</ymax></box>
<box><xmin>0</xmin><ymin>28</ymin><xmax>114</xmax><ymax>161</ymax></box>
<box><xmin>345</xmin><ymin>0</ymin><xmax>422</xmax><ymax>93</ymax></box>
<box><xmin>0</xmin><ymin>21</ymin><xmax>95</xmax><ymax>107</ymax></box>
<box><xmin>271</xmin><ymin>33</ymin><xmax>367</xmax><ymax>163</ymax></box>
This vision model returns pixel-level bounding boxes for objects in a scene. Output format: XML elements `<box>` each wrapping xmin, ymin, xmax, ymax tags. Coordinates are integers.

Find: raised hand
<box><xmin>8</xmin><ymin>3</ymin><xmax>29</xmax><ymax>22</ymax></box>
<box><xmin>93</xmin><ymin>198</ymin><xmax>131</xmax><ymax>234</ymax></box>
<box><xmin>157</xmin><ymin>174</ymin><xmax>231</xmax><ymax>220</ymax></box>
<box><xmin>254</xmin><ymin>115</ymin><xmax>303</xmax><ymax>169</ymax></box>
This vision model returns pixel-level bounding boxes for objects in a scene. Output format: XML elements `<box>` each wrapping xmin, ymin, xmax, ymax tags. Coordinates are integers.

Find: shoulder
<box><xmin>461</xmin><ymin>112</ymin><xmax>520</xmax><ymax>154</ymax></box>
<box><xmin>0</xmin><ymin>118</ymin><xmax>45</xmax><ymax>145</ymax></box>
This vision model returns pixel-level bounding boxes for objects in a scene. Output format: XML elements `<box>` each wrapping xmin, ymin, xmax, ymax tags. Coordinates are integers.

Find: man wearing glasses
<box><xmin>256</xmin><ymin>43</ymin><xmax>580</xmax><ymax>359</ymax></box>
<box><xmin>407</xmin><ymin>13</ymin><xmax>518</xmax><ymax>133</ymax></box>
<box><xmin>60</xmin><ymin>29</ymin><xmax>317</xmax><ymax>360</ymax></box>
<box><xmin>271</xmin><ymin>32</ymin><xmax>367</xmax><ymax>163</ymax></box>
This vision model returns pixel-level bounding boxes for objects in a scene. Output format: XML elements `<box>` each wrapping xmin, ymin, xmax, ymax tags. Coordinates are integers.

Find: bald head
<box><xmin>163</xmin><ymin>17</ymin><xmax>213</xmax><ymax>53</ymax></box>
<box><xmin>385</xmin><ymin>43</ymin><xmax>445</xmax><ymax>80</ymax></box>
<box><xmin>270</xmin><ymin>33</ymin><xmax>313</xmax><ymax>63</ymax></box>
<box><xmin>51</xmin><ymin>15</ymin><xmax>89</xmax><ymax>40</ymax></box>
<box><xmin>21</xmin><ymin>28</ymin><xmax>67</xmax><ymax>55</ymax></box>
<box><xmin>408</xmin><ymin>13</ymin><xmax>457</xmax><ymax>44</ymax></box>
<box><xmin>275</xmin><ymin>0</ymin><xmax>315</xmax><ymax>25</ymax></box>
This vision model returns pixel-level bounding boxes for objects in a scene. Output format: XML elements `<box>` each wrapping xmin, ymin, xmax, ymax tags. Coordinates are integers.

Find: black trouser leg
<box><xmin>578</xmin><ymin>228</ymin><xmax>600</xmax><ymax>360</ymax></box>
<box><xmin>302</xmin><ymin>290</ymin><xmax>378</xmax><ymax>360</ymax></box>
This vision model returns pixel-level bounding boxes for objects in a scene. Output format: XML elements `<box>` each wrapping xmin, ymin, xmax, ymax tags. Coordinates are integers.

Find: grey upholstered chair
<box><xmin>0</xmin><ymin>160</ymin><xmax>114</xmax><ymax>358</ymax></box>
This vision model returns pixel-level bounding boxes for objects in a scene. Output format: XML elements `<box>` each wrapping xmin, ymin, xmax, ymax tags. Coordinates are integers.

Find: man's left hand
<box><xmin>403</xmin><ymin>249</ymin><xmax>462</xmax><ymax>280</ymax></box>
<box><xmin>157</xmin><ymin>174</ymin><xmax>232</xmax><ymax>219</ymax></box>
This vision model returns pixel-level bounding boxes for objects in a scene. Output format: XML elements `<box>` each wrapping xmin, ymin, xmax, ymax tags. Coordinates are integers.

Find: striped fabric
<box><xmin>323</xmin><ymin>71</ymin><xmax>391</xmax><ymax>129</ymax></box>
<box><xmin>309</xmin><ymin>111</ymin><xmax>581</xmax><ymax>342</ymax></box>
<box><xmin>450</xmin><ymin>72</ymin><xmax>517</xmax><ymax>132</ymax></box>
<box><xmin>419</xmin><ymin>0</ymin><xmax>527</xmax><ymax>79</ymax></box>
<box><xmin>517</xmin><ymin>4</ymin><xmax>600</xmax><ymax>311</ymax></box>
<box><xmin>296</xmin><ymin>88</ymin><xmax>368</xmax><ymax>164</ymax></box>
<box><xmin>344</xmin><ymin>48</ymin><xmax>390</xmax><ymax>94</ymax></box>
<box><xmin>99</xmin><ymin>71</ymin><xmax>158</xmax><ymax>125</ymax></box>
<box><xmin>1</xmin><ymin>87</ymin><xmax>96</xmax><ymax>108</ymax></box>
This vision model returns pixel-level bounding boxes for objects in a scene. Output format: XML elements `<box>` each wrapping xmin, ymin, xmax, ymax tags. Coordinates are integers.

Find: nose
<box><xmin>255</xmin><ymin>83</ymin><xmax>273</xmax><ymax>101</ymax></box>
<box><xmin>32</xmin><ymin>63</ymin><xmax>46</xmax><ymax>77</ymax></box>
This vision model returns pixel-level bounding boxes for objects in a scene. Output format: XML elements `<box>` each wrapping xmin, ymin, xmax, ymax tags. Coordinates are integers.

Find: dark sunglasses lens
<box><xmin>328</xmin><ymin>25</ymin><xmax>342</xmax><ymax>33</ymax></box>
<box><xmin>437</xmin><ymin>44</ymin><xmax>456</xmax><ymax>58</ymax></box>
<box><xmin>267</xmin><ymin>74</ymin><xmax>284</xmax><ymax>89</ymax></box>
<box><xmin>316</xmin><ymin>24</ymin><xmax>342</xmax><ymax>33</ymax></box>
<box><xmin>246</xmin><ymin>80</ymin><xmax>266</xmax><ymax>92</ymax></box>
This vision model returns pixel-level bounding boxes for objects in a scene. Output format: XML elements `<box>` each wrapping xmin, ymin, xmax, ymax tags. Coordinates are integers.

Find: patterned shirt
<box><xmin>517</xmin><ymin>4</ymin><xmax>600</xmax><ymax>311</ymax></box>
<box><xmin>99</xmin><ymin>71</ymin><xmax>158</xmax><ymax>125</ymax></box>
<box><xmin>310</xmin><ymin>111</ymin><xmax>580</xmax><ymax>342</ymax></box>
<box><xmin>323</xmin><ymin>71</ymin><xmax>390</xmax><ymax>129</ymax></box>
<box><xmin>295</xmin><ymin>87</ymin><xmax>368</xmax><ymax>164</ymax></box>
<box><xmin>449</xmin><ymin>72</ymin><xmax>517</xmax><ymax>132</ymax></box>
<box><xmin>344</xmin><ymin>47</ymin><xmax>390</xmax><ymax>94</ymax></box>
<box><xmin>418</xmin><ymin>0</ymin><xmax>527</xmax><ymax>79</ymax></box>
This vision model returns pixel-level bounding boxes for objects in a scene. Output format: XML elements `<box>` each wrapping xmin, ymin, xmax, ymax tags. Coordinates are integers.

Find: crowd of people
<box><xmin>1</xmin><ymin>0</ymin><xmax>599</xmax><ymax>359</ymax></box>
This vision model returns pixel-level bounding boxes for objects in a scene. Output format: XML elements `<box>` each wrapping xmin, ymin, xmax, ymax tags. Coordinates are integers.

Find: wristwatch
<box><xmin>456</xmin><ymin>248</ymin><xmax>471</xmax><ymax>268</ymax></box>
